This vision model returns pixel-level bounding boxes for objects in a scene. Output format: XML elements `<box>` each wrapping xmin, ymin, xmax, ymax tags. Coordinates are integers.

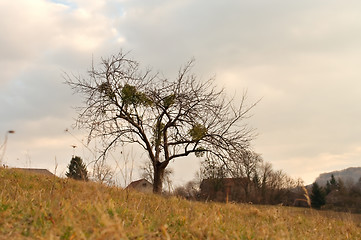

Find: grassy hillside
<box><xmin>0</xmin><ymin>168</ymin><xmax>360</xmax><ymax>239</ymax></box>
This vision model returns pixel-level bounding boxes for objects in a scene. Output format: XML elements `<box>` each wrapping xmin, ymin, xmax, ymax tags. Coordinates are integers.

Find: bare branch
<box><xmin>65</xmin><ymin>51</ymin><xmax>257</xmax><ymax>193</ymax></box>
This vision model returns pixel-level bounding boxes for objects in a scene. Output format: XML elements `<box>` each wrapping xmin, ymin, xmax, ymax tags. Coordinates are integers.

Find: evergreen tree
<box><xmin>311</xmin><ymin>182</ymin><xmax>326</xmax><ymax>209</ymax></box>
<box><xmin>325</xmin><ymin>180</ymin><xmax>331</xmax><ymax>195</ymax></box>
<box><xmin>66</xmin><ymin>156</ymin><xmax>88</xmax><ymax>181</ymax></box>
<box><xmin>326</xmin><ymin>174</ymin><xmax>339</xmax><ymax>194</ymax></box>
<box><xmin>330</xmin><ymin>174</ymin><xmax>337</xmax><ymax>186</ymax></box>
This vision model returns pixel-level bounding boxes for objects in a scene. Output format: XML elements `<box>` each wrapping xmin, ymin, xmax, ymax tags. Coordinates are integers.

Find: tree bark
<box><xmin>153</xmin><ymin>163</ymin><xmax>165</xmax><ymax>193</ymax></box>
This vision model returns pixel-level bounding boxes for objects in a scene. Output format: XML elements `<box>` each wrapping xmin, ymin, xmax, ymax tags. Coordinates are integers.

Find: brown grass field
<box><xmin>0</xmin><ymin>168</ymin><xmax>360</xmax><ymax>239</ymax></box>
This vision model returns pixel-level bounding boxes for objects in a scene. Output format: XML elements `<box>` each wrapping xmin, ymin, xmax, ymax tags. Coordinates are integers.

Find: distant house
<box><xmin>200</xmin><ymin>178</ymin><xmax>250</xmax><ymax>202</ymax></box>
<box><xmin>126</xmin><ymin>179</ymin><xmax>153</xmax><ymax>193</ymax></box>
<box><xmin>14</xmin><ymin>168</ymin><xmax>55</xmax><ymax>177</ymax></box>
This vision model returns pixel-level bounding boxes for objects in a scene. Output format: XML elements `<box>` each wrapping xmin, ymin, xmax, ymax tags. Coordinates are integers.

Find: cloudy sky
<box><xmin>1</xmin><ymin>0</ymin><xmax>361</xmax><ymax>186</ymax></box>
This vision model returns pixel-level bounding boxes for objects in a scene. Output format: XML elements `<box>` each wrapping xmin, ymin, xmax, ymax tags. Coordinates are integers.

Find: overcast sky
<box><xmin>1</xmin><ymin>0</ymin><xmax>361</xmax><ymax>186</ymax></box>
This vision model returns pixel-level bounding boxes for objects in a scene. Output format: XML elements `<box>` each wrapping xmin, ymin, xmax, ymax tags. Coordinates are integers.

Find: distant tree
<box><xmin>326</xmin><ymin>174</ymin><xmax>338</xmax><ymax>194</ymax></box>
<box><xmin>349</xmin><ymin>177</ymin><xmax>361</xmax><ymax>197</ymax></box>
<box><xmin>66</xmin><ymin>51</ymin><xmax>256</xmax><ymax>193</ymax></box>
<box><xmin>174</xmin><ymin>180</ymin><xmax>200</xmax><ymax>200</ymax></box>
<box><xmin>330</xmin><ymin>174</ymin><xmax>337</xmax><ymax>186</ymax></box>
<box><xmin>140</xmin><ymin>160</ymin><xmax>154</xmax><ymax>184</ymax></box>
<box><xmin>66</xmin><ymin>156</ymin><xmax>88</xmax><ymax>181</ymax></box>
<box><xmin>93</xmin><ymin>159</ymin><xmax>114</xmax><ymax>185</ymax></box>
<box><xmin>311</xmin><ymin>182</ymin><xmax>326</xmax><ymax>209</ymax></box>
<box><xmin>325</xmin><ymin>181</ymin><xmax>331</xmax><ymax>195</ymax></box>
<box><xmin>200</xmin><ymin>156</ymin><xmax>229</xmax><ymax>180</ymax></box>
<box><xmin>229</xmin><ymin>150</ymin><xmax>262</xmax><ymax>179</ymax></box>
<box><xmin>259</xmin><ymin>162</ymin><xmax>273</xmax><ymax>203</ymax></box>
<box><xmin>252</xmin><ymin>172</ymin><xmax>261</xmax><ymax>189</ymax></box>
<box><xmin>228</xmin><ymin>150</ymin><xmax>263</xmax><ymax>201</ymax></box>
<box><xmin>199</xmin><ymin>152</ymin><xmax>299</xmax><ymax>204</ymax></box>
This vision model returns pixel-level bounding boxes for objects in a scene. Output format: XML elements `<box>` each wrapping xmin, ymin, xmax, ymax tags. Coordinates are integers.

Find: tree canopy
<box><xmin>66</xmin><ymin>51</ymin><xmax>256</xmax><ymax>193</ymax></box>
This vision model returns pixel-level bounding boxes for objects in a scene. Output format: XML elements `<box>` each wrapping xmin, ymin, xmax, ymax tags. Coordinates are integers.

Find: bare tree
<box><xmin>228</xmin><ymin>150</ymin><xmax>263</xmax><ymax>201</ymax></box>
<box><xmin>66</xmin><ymin>51</ymin><xmax>255</xmax><ymax>193</ymax></box>
<box><xmin>230</xmin><ymin>150</ymin><xmax>262</xmax><ymax>179</ymax></box>
<box><xmin>199</xmin><ymin>149</ymin><xmax>262</xmax><ymax>202</ymax></box>
<box><xmin>93</xmin><ymin>159</ymin><xmax>115</xmax><ymax>185</ymax></box>
<box><xmin>200</xmin><ymin>155</ymin><xmax>229</xmax><ymax>180</ymax></box>
<box><xmin>174</xmin><ymin>180</ymin><xmax>200</xmax><ymax>200</ymax></box>
<box><xmin>140</xmin><ymin>160</ymin><xmax>154</xmax><ymax>184</ymax></box>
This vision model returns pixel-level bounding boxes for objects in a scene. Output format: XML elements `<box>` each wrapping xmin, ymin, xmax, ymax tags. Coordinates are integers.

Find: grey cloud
<box><xmin>0</xmin><ymin>66</ymin><xmax>74</xmax><ymax>121</ymax></box>
<box><xmin>117</xmin><ymin>0</ymin><xmax>361</xmax><ymax>74</ymax></box>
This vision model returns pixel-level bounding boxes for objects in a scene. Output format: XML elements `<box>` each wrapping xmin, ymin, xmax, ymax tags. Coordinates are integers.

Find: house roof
<box><xmin>126</xmin><ymin>178</ymin><xmax>152</xmax><ymax>189</ymax></box>
<box><xmin>14</xmin><ymin>168</ymin><xmax>55</xmax><ymax>176</ymax></box>
<box><xmin>201</xmin><ymin>177</ymin><xmax>249</xmax><ymax>187</ymax></box>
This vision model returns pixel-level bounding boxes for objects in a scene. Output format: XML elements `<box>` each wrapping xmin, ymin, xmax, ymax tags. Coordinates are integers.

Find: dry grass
<box><xmin>0</xmin><ymin>168</ymin><xmax>360</xmax><ymax>239</ymax></box>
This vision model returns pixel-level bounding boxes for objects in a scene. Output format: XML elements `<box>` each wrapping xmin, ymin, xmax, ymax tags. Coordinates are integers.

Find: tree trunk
<box><xmin>243</xmin><ymin>182</ymin><xmax>249</xmax><ymax>202</ymax></box>
<box><xmin>153</xmin><ymin>163</ymin><xmax>165</xmax><ymax>194</ymax></box>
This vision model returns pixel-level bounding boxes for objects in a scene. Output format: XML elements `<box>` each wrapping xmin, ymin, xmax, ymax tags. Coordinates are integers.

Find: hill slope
<box><xmin>315</xmin><ymin>167</ymin><xmax>361</xmax><ymax>186</ymax></box>
<box><xmin>0</xmin><ymin>168</ymin><xmax>360</xmax><ymax>239</ymax></box>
